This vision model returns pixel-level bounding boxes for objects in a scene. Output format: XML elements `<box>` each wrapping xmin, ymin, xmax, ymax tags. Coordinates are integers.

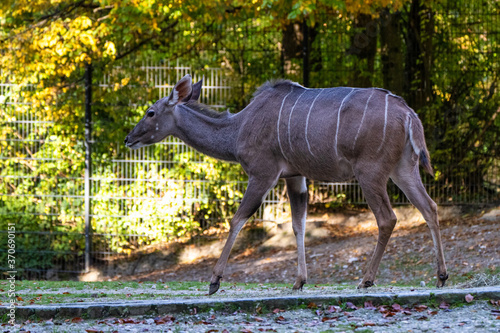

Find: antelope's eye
<box><xmin>147</xmin><ymin>110</ymin><xmax>155</xmax><ymax>117</ymax></box>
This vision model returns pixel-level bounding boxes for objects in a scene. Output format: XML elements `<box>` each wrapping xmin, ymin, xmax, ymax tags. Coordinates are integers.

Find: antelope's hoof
<box><xmin>437</xmin><ymin>273</ymin><xmax>449</xmax><ymax>288</ymax></box>
<box><xmin>209</xmin><ymin>281</ymin><xmax>220</xmax><ymax>295</ymax></box>
<box><xmin>292</xmin><ymin>280</ymin><xmax>306</xmax><ymax>291</ymax></box>
<box><xmin>357</xmin><ymin>280</ymin><xmax>374</xmax><ymax>289</ymax></box>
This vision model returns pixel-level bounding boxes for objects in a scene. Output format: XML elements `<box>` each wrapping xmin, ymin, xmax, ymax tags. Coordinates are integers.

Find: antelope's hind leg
<box><xmin>356</xmin><ymin>171</ymin><xmax>398</xmax><ymax>288</ymax></box>
<box><xmin>391</xmin><ymin>161</ymin><xmax>448</xmax><ymax>287</ymax></box>
<box><xmin>286</xmin><ymin>176</ymin><xmax>309</xmax><ymax>290</ymax></box>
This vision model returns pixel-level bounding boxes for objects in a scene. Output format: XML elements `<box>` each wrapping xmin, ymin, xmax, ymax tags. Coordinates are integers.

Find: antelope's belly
<box><xmin>279</xmin><ymin>148</ymin><xmax>355</xmax><ymax>182</ymax></box>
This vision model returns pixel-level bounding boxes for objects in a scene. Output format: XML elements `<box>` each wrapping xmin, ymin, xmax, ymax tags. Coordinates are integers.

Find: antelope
<box><xmin>125</xmin><ymin>74</ymin><xmax>448</xmax><ymax>295</ymax></box>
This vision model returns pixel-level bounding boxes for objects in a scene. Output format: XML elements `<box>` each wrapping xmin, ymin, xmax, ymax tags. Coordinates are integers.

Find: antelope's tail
<box><xmin>408</xmin><ymin>112</ymin><xmax>434</xmax><ymax>176</ymax></box>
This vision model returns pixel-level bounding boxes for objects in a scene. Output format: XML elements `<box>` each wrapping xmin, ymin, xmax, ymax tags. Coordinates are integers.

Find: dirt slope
<box><xmin>112</xmin><ymin>206</ymin><xmax>500</xmax><ymax>288</ymax></box>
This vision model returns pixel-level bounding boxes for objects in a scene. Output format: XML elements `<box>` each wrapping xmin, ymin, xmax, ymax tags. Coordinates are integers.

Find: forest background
<box><xmin>0</xmin><ymin>0</ymin><xmax>499</xmax><ymax>277</ymax></box>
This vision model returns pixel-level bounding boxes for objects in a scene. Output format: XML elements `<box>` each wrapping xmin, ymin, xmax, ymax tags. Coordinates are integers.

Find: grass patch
<box><xmin>456</xmin><ymin>268</ymin><xmax>500</xmax><ymax>288</ymax></box>
<box><xmin>13</xmin><ymin>280</ymin><xmax>211</xmax><ymax>292</ymax></box>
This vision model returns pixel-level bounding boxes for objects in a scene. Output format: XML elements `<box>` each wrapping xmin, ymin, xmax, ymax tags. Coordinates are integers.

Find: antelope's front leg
<box><xmin>286</xmin><ymin>176</ymin><xmax>308</xmax><ymax>290</ymax></box>
<box><xmin>209</xmin><ymin>176</ymin><xmax>278</xmax><ymax>295</ymax></box>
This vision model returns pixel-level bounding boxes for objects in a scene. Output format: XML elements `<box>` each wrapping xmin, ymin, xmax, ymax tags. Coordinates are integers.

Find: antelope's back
<box><xmin>240</xmin><ymin>82</ymin><xmax>410</xmax><ymax>181</ymax></box>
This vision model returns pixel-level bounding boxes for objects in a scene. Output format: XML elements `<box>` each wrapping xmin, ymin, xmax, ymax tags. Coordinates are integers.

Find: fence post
<box><xmin>84</xmin><ymin>63</ymin><xmax>93</xmax><ymax>273</ymax></box>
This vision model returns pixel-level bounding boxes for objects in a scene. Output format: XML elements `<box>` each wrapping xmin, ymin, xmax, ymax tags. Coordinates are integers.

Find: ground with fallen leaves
<box><xmin>4</xmin><ymin>207</ymin><xmax>500</xmax><ymax>332</ymax></box>
<box><xmin>122</xmin><ymin>207</ymin><xmax>500</xmax><ymax>288</ymax></box>
<box><xmin>13</xmin><ymin>299</ymin><xmax>500</xmax><ymax>332</ymax></box>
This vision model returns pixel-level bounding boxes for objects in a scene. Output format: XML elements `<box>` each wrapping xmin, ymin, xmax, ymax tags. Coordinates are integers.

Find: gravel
<box><xmin>10</xmin><ymin>301</ymin><xmax>500</xmax><ymax>332</ymax></box>
<box><xmin>4</xmin><ymin>285</ymin><xmax>500</xmax><ymax>332</ymax></box>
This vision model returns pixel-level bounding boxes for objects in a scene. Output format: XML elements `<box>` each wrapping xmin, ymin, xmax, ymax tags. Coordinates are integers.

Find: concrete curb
<box><xmin>2</xmin><ymin>286</ymin><xmax>499</xmax><ymax>321</ymax></box>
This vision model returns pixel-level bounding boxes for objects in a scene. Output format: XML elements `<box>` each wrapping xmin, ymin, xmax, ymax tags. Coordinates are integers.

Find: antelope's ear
<box><xmin>168</xmin><ymin>74</ymin><xmax>193</xmax><ymax>105</ymax></box>
<box><xmin>190</xmin><ymin>78</ymin><xmax>203</xmax><ymax>101</ymax></box>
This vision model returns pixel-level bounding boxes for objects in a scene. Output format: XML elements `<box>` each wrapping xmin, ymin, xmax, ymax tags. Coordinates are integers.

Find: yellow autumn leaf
<box><xmin>104</xmin><ymin>41</ymin><xmax>116</xmax><ymax>56</ymax></box>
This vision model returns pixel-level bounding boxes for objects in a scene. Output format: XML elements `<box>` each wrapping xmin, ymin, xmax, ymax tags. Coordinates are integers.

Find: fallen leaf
<box><xmin>383</xmin><ymin>311</ymin><xmax>396</xmax><ymax>318</ymax></box>
<box><xmin>321</xmin><ymin>317</ymin><xmax>337</xmax><ymax>322</ymax></box>
<box><xmin>254</xmin><ymin>317</ymin><xmax>264</xmax><ymax>322</ymax></box>
<box><xmin>465</xmin><ymin>294</ymin><xmax>474</xmax><ymax>303</ymax></box>
<box><xmin>71</xmin><ymin>317</ymin><xmax>83</xmax><ymax>323</ymax></box>
<box><xmin>363</xmin><ymin>322</ymin><xmax>376</xmax><ymax>326</ymax></box>
<box><xmin>402</xmin><ymin>310</ymin><xmax>412</xmax><ymax>315</ymax></box>
<box><xmin>414</xmin><ymin>304</ymin><xmax>428</xmax><ymax>312</ymax></box>
<box><xmin>154</xmin><ymin>315</ymin><xmax>175</xmax><ymax>324</ymax></box>
<box><xmin>439</xmin><ymin>301</ymin><xmax>450</xmax><ymax>309</ymax></box>
<box><xmin>364</xmin><ymin>301</ymin><xmax>377</xmax><ymax>310</ymax></box>
<box><xmin>391</xmin><ymin>303</ymin><xmax>401</xmax><ymax>312</ymax></box>
<box><xmin>16</xmin><ymin>296</ymin><xmax>23</xmax><ymax>301</ymax></box>
<box><xmin>378</xmin><ymin>305</ymin><xmax>389</xmax><ymax>312</ymax></box>
<box><xmin>272</xmin><ymin>308</ymin><xmax>283</xmax><ymax>314</ymax></box>
<box><xmin>489</xmin><ymin>299</ymin><xmax>500</xmax><ymax>306</ymax></box>
<box><xmin>62</xmin><ymin>292</ymin><xmax>70</xmax><ymax>294</ymax></box>
<box><xmin>428</xmin><ymin>310</ymin><xmax>438</xmax><ymax>316</ymax></box>
<box><xmin>85</xmin><ymin>330</ymin><xmax>104</xmax><ymax>333</ymax></box>
<box><xmin>326</xmin><ymin>305</ymin><xmax>341</xmax><ymax>313</ymax></box>
<box><xmin>122</xmin><ymin>318</ymin><xmax>138</xmax><ymax>324</ymax></box>
<box><xmin>275</xmin><ymin>316</ymin><xmax>286</xmax><ymax>322</ymax></box>
<box><xmin>345</xmin><ymin>302</ymin><xmax>358</xmax><ymax>310</ymax></box>
<box><xmin>417</xmin><ymin>316</ymin><xmax>428</xmax><ymax>320</ymax></box>
<box><xmin>307</xmin><ymin>302</ymin><xmax>317</xmax><ymax>309</ymax></box>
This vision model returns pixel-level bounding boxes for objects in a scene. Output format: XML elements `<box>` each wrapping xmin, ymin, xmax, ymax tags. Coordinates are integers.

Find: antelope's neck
<box><xmin>173</xmin><ymin>106</ymin><xmax>239</xmax><ymax>162</ymax></box>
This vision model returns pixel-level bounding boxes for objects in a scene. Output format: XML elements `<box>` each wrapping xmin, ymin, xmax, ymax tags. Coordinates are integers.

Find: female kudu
<box><xmin>125</xmin><ymin>74</ymin><xmax>448</xmax><ymax>295</ymax></box>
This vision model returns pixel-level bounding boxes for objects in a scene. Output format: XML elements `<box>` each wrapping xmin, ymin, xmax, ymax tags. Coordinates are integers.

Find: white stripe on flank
<box><xmin>288</xmin><ymin>90</ymin><xmax>307</xmax><ymax>152</ymax></box>
<box><xmin>352</xmin><ymin>89</ymin><xmax>375</xmax><ymax>150</ymax></box>
<box><xmin>377</xmin><ymin>93</ymin><xmax>390</xmax><ymax>153</ymax></box>
<box><xmin>305</xmin><ymin>89</ymin><xmax>324</xmax><ymax>157</ymax></box>
<box><xmin>334</xmin><ymin>88</ymin><xmax>356</xmax><ymax>157</ymax></box>
<box><xmin>277</xmin><ymin>86</ymin><xmax>294</xmax><ymax>160</ymax></box>
<box><xmin>408</xmin><ymin>115</ymin><xmax>421</xmax><ymax>156</ymax></box>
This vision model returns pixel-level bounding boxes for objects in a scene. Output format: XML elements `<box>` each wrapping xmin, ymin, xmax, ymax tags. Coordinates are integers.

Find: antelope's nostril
<box><xmin>124</xmin><ymin>136</ymin><xmax>128</xmax><ymax>144</ymax></box>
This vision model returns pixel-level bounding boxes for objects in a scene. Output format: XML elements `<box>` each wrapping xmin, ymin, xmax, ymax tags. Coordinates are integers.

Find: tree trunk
<box><xmin>404</xmin><ymin>0</ymin><xmax>434</xmax><ymax>110</ymax></box>
<box><xmin>380</xmin><ymin>10</ymin><xmax>404</xmax><ymax>95</ymax></box>
<box><xmin>282</xmin><ymin>20</ymin><xmax>318</xmax><ymax>86</ymax></box>
<box><xmin>282</xmin><ymin>21</ymin><xmax>303</xmax><ymax>79</ymax></box>
<box><xmin>347</xmin><ymin>13</ymin><xmax>378</xmax><ymax>88</ymax></box>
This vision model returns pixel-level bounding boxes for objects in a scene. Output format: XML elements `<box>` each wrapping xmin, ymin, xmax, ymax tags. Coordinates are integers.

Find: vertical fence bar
<box><xmin>84</xmin><ymin>63</ymin><xmax>93</xmax><ymax>273</ymax></box>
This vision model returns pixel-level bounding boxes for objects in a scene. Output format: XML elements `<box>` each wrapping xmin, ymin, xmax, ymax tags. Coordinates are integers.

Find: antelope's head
<box><xmin>124</xmin><ymin>74</ymin><xmax>202</xmax><ymax>149</ymax></box>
